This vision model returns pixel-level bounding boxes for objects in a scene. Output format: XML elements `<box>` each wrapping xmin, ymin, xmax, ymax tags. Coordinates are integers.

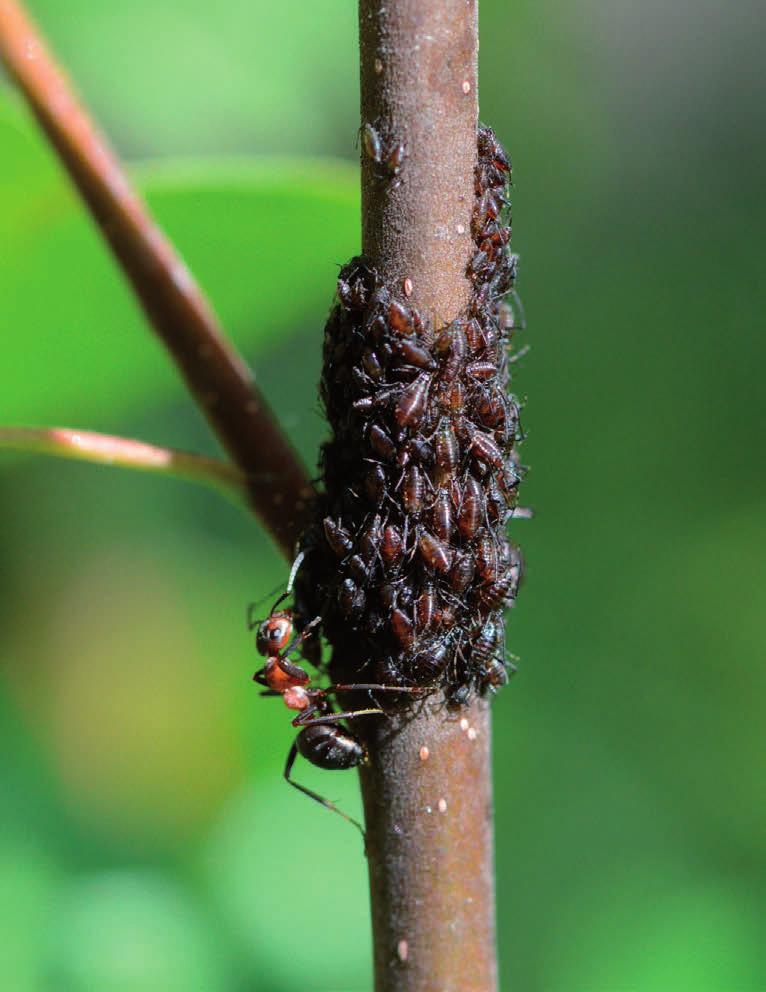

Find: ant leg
<box><xmin>292</xmin><ymin>707</ymin><xmax>385</xmax><ymax>729</ymax></box>
<box><xmin>253</xmin><ymin>668</ymin><xmax>269</xmax><ymax>686</ymax></box>
<box><xmin>258</xmin><ymin>689</ymin><xmax>282</xmax><ymax>698</ymax></box>
<box><xmin>284</xmin><ymin>742</ymin><xmax>365</xmax><ymax>836</ymax></box>
<box><xmin>326</xmin><ymin>683</ymin><xmax>424</xmax><ymax>696</ymax></box>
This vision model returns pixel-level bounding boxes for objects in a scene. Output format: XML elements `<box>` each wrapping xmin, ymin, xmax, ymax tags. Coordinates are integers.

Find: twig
<box><xmin>0</xmin><ymin>426</ymin><xmax>249</xmax><ymax>504</ymax></box>
<box><xmin>357</xmin><ymin>2</ymin><xmax>498</xmax><ymax>990</ymax></box>
<box><xmin>0</xmin><ymin>0</ymin><xmax>312</xmax><ymax>558</ymax></box>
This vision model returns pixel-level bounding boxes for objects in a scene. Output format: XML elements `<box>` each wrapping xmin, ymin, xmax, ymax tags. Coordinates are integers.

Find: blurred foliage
<box><xmin>1</xmin><ymin>1</ymin><xmax>765</xmax><ymax>989</ymax></box>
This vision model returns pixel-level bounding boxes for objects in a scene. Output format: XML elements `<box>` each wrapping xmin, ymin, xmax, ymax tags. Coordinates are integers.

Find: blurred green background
<box><xmin>1</xmin><ymin>1</ymin><xmax>764</xmax><ymax>989</ymax></box>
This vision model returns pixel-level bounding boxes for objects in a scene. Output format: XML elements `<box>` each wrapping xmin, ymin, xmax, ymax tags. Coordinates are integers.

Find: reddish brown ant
<box><xmin>251</xmin><ymin>557</ymin><xmax>420</xmax><ymax>834</ymax></box>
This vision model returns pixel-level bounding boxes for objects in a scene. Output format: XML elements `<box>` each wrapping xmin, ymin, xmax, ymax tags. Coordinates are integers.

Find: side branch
<box><xmin>0</xmin><ymin>426</ymin><xmax>248</xmax><ymax>504</ymax></box>
<box><xmin>0</xmin><ymin>0</ymin><xmax>312</xmax><ymax>558</ymax></box>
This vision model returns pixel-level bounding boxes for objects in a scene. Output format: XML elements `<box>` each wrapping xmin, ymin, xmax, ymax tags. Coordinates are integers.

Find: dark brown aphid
<box><xmin>472</xmin><ymin>617</ymin><xmax>501</xmax><ymax>668</ymax></box>
<box><xmin>339</xmin><ymin>577</ymin><xmax>366</xmax><ymax>618</ymax></box>
<box><xmin>361</xmin><ymin>122</ymin><xmax>382</xmax><ymax>163</ymax></box>
<box><xmin>415</xmin><ymin>583</ymin><xmax>436</xmax><ymax>631</ymax></box>
<box><xmin>323</xmin><ymin>518</ymin><xmax>353</xmax><ymax>558</ymax></box>
<box><xmin>389</xmin><ymin>300</ymin><xmax>415</xmax><ymax>336</ymax></box>
<box><xmin>475</xmin><ymin>530</ymin><xmax>498</xmax><ymax>582</ymax></box>
<box><xmin>469</xmin><ymin>430</ymin><xmax>504</xmax><ymax>470</ymax></box>
<box><xmin>442</xmin><ymin>325</ymin><xmax>468</xmax><ymax>382</ymax></box>
<box><xmin>395</xmin><ymin>372</ymin><xmax>431</xmax><ymax>428</ymax></box>
<box><xmin>365</xmin><ymin>463</ymin><xmax>387</xmax><ymax>506</ymax></box>
<box><xmin>434</xmin><ymin>420</ymin><xmax>460</xmax><ymax>478</ymax></box>
<box><xmin>431</xmin><ymin>488</ymin><xmax>453</xmax><ymax>542</ymax></box>
<box><xmin>391</xmin><ymin>607</ymin><xmax>415</xmax><ymax>649</ymax></box>
<box><xmin>408</xmin><ymin>637</ymin><xmax>451</xmax><ymax>682</ymax></box>
<box><xmin>479</xmin><ymin>570</ymin><xmax>520</xmax><ymax>610</ymax></box>
<box><xmin>419</xmin><ymin>530</ymin><xmax>452</xmax><ymax>574</ymax></box>
<box><xmin>369</xmin><ymin>424</ymin><xmax>397</xmax><ymax>462</ymax></box>
<box><xmin>480</xmin><ymin>658</ymin><xmax>510</xmax><ymax>692</ymax></box>
<box><xmin>348</xmin><ymin>554</ymin><xmax>372</xmax><ymax>586</ymax></box>
<box><xmin>355</xmin><ymin>519</ymin><xmax>380</xmax><ymax>566</ymax></box>
<box><xmin>476</xmin><ymin>389</ymin><xmax>508</xmax><ymax>428</ymax></box>
<box><xmin>439</xmin><ymin>379</ymin><xmax>465</xmax><ymax>412</ymax></box>
<box><xmin>394</xmin><ymin>338</ymin><xmax>437</xmax><ymax>370</ymax></box>
<box><xmin>381</xmin><ymin>524</ymin><xmax>404</xmax><ymax>568</ymax></box>
<box><xmin>465</xmin><ymin>360</ymin><xmax>497</xmax><ymax>380</ymax></box>
<box><xmin>362</xmin><ymin>347</ymin><xmax>383</xmax><ymax>381</ymax></box>
<box><xmin>449</xmin><ymin>552</ymin><xmax>476</xmax><ymax>593</ymax></box>
<box><xmin>402</xmin><ymin>464</ymin><xmax>424</xmax><ymax>515</ymax></box>
<box><xmin>458</xmin><ymin>475</ymin><xmax>484</xmax><ymax>539</ymax></box>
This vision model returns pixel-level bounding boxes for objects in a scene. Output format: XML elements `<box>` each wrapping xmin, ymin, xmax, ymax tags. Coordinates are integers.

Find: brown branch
<box><xmin>0</xmin><ymin>0</ymin><xmax>312</xmax><ymax>558</ymax></box>
<box><xmin>357</xmin><ymin>3</ymin><xmax>498</xmax><ymax>991</ymax></box>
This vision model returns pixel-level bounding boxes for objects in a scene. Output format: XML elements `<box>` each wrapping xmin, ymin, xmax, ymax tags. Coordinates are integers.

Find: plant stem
<box><xmin>0</xmin><ymin>426</ymin><xmax>249</xmax><ymax>504</ymax></box>
<box><xmin>358</xmin><ymin>2</ymin><xmax>498</xmax><ymax>990</ymax></box>
<box><xmin>0</xmin><ymin>0</ymin><xmax>312</xmax><ymax>558</ymax></box>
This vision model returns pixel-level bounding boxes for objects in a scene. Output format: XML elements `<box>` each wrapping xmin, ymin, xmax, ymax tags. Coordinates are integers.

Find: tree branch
<box><xmin>357</xmin><ymin>2</ymin><xmax>498</xmax><ymax>990</ymax></box>
<box><xmin>0</xmin><ymin>426</ymin><xmax>249</xmax><ymax>504</ymax></box>
<box><xmin>0</xmin><ymin>0</ymin><xmax>312</xmax><ymax>558</ymax></box>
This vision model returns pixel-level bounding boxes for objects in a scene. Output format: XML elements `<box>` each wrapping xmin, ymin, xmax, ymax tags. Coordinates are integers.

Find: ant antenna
<box><xmin>286</xmin><ymin>550</ymin><xmax>306</xmax><ymax>595</ymax></box>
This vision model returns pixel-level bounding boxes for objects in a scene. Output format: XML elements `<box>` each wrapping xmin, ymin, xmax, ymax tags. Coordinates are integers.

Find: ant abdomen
<box><xmin>297</xmin><ymin>724</ymin><xmax>365</xmax><ymax>771</ymax></box>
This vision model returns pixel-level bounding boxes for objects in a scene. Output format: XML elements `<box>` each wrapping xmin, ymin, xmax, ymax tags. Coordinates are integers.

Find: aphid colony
<box><xmin>289</xmin><ymin>125</ymin><xmax>526</xmax><ymax>703</ymax></box>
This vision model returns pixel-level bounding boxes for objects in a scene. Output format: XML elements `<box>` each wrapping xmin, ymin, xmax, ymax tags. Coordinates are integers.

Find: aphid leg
<box><xmin>283</xmin><ymin>742</ymin><xmax>365</xmax><ymax>836</ymax></box>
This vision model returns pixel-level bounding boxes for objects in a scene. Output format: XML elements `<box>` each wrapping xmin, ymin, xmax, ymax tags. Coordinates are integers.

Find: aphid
<box><xmin>431</xmin><ymin>488</ymin><xmax>453</xmax><ymax>542</ymax></box>
<box><xmin>408</xmin><ymin>637</ymin><xmax>451</xmax><ymax>682</ymax></box>
<box><xmin>442</xmin><ymin>325</ymin><xmax>468</xmax><ymax>381</ymax></box>
<box><xmin>365</xmin><ymin>463</ymin><xmax>387</xmax><ymax>506</ymax></box>
<box><xmin>469</xmin><ymin>250</ymin><xmax>490</xmax><ymax>280</ymax></box>
<box><xmin>402</xmin><ymin>464</ymin><xmax>424</xmax><ymax>515</ymax></box>
<box><xmin>472</xmin><ymin>617</ymin><xmax>501</xmax><ymax>668</ymax></box>
<box><xmin>389</xmin><ymin>300</ymin><xmax>415</xmax><ymax>336</ymax></box>
<box><xmin>458</xmin><ymin>475</ymin><xmax>484</xmax><ymax>539</ymax></box>
<box><xmin>361</xmin><ymin>122</ymin><xmax>382</xmax><ymax>163</ymax></box>
<box><xmin>480</xmin><ymin>658</ymin><xmax>510</xmax><ymax>692</ymax></box>
<box><xmin>439</xmin><ymin>379</ymin><xmax>465</xmax><ymax>412</ymax></box>
<box><xmin>358</xmin><ymin>514</ymin><xmax>383</xmax><ymax>562</ymax></box>
<box><xmin>469</xmin><ymin>429</ymin><xmax>504</xmax><ymax>470</ymax></box>
<box><xmin>369</xmin><ymin>424</ymin><xmax>397</xmax><ymax>462</ymax></box>
<box><xmin>475</xmin><ymin>530</ymin><xmax>498</xmax><ymax>582</ymax></box>
<box><xmin>418</xmin><ymin>530</ymin><xmax>452</xmax><ymax>574</ymax></box>
<box><xmin>337</xmin><ymin>275</ymin><xmax>367</xmax><ymax>311</ymax></box>
<box><xmin>381</xmin><ymin>524</ymin><xmax>404</xmax><ymax>568</ymax></box>
<box><xmin>478</xmin><ymin>576</ymin><xmax>515</xmax><ymax>610</ymax></box>
<box><xmin>434</xmin><ymin>420</ymin><xmax>460</xmax><ymax>478</ymax></box>
<box><xmin>401</xmin><ymin>437</ymin><xmax>433</xmax><ymax>467</ymax></box>
<box><xmin>464</xmin><ymin>318</ymin><xmax>486</xmax><ymax>351</ymax></box>
<box><xmin>339</xmin><ymin>577</ymin><xmax>366</xmax><ymax>618</ymax></box>
<box><xmin>415</xmin><ymin>583</ymin><xmax>436</xmax><ymax>631</ymax></box>
<box><xmin>395</xmin><ymin>372</ymin><xmax>431</xmax><ymax>428</ymax></box>
<box><xmin>391</xmin><ymin>607</ymin><xmax>415</xmax><ymax>649</ymax></box>
<box><xmin>323</xmin><ymin>517</ymin><xmax>353</xmax><ymax>558</ymax></box>
<box><xmin>348</xmin><ymin>554</ymin><xmax>372</xmax><ymax>586</ymax></box>
<box><xmin>449</xmin><ymin>552</ymin><xmax>476</xmax><ymax>593</ymax></box>
<box><xmin>362</xmin><ymin>347</ymin><xmax>383</xmax><ymax>381</ymax></box>
<box><xmin>394</xmin><ymin>338</ymin><xmax>437</xmax><ymax>370</ymax></box>
<box><xmin>465</xmin><ymin>360</ymin><xmax>497</xmax><ymax>380</ymax></box>
<box><xmin>476</xmin><ymin>389</ymin><xmax>508</xmax><ymax>429</ymax></box>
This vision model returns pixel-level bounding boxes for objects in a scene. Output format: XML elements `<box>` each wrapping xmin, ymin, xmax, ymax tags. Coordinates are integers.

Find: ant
<box><xmin>250</xmin><ymin>555</ymin><xmax>419</xmax><ymax>834</ymax></box>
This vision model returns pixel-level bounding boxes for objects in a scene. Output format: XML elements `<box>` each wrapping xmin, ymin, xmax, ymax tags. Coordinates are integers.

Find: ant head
<box><xmin>256</xmin><ymin>610</ymin><xmax>293</xmax><ymax>657</ymax></box>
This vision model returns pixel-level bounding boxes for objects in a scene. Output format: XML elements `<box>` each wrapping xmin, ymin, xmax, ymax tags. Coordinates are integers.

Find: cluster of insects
<box><xmin>250</xmin><ymin>125</ymin><xmax>526</xmax><ymax>824</ymax></box>
<box><xmin>294</xmin><ymin>124</ymin><xmax>526</xmax><ymax>699</ymax></box>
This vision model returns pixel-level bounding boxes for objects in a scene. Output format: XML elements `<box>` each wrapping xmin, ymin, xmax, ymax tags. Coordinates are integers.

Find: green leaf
<box><xmin>0</xmin><ymin>95</ymin><xmax>359</xmax><ymax>424</ymax></box>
